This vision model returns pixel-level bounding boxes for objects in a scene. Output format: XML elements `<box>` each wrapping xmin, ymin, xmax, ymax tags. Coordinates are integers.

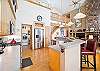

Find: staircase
<box><xmin>51</xmin><ymin>26</ymin><xmax>61</xmax><ymax>40</ymax></box>
<box><xmin>51</xmin><ymin>26</ymin><xmax>59</xmax><ymax>34</ymax></box>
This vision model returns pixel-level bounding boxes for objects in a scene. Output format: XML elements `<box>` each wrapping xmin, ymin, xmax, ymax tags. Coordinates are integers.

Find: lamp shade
<box><xmin>59</xmin><ymin>41</ymin><xmax>64</xmax><ymax>45</ymax></box>
<box><xmin>67</xmin><ymin>21</ymin><xmax>74</xmax><ymax>26</ymax></box>
<box><xmin>89</xmin><ymin>35</ymin><xmax>93</xmax><ymax>39</ymax></box>
<box><xmin>74</xmin><ymin>12</ymin><xmax>86</xmax><ymax>19</ymax></box>
<box><xmin>59</xmin><ymin>24</ymin><xmax>64</xmax><ymax>27</ymax></box>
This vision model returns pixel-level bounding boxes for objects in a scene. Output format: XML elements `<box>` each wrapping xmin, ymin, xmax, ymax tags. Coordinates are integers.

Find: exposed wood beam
<box><xmin>25</xmin><ymin>0</ymin><xmax>51</xmax><ymax>10</ymax></box>
<box><xmin>8</xmin><ymin>0</ymin><xmax>16</xmax><ymax>19</ymax></box>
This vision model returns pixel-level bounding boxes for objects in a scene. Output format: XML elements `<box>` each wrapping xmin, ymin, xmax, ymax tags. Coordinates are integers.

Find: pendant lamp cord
<box><xmin>78</xmin><ymin>3</ymin><xmax>81</xmax><ymax>13</ymax></box>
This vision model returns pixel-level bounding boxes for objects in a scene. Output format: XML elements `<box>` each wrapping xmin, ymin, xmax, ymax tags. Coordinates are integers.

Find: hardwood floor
<box><xmin>21</xmin><ymin>47</ymin><xmax>100</xmax><ymax>71</ymax></box>
<box><xmin>82</xmin><ymin>54</ymin><xmax>100</xmax><ymax>71</ymax></box>
<box><xmin>21</xmin><ymin>47</ymin><xmax>60</xmax><ymax>71</ymax></box>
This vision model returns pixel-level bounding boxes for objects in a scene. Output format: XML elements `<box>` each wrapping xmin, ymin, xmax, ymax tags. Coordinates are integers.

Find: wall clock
<box><xmin>37</xmin><ymin>15</ymin><xmax>42</xmax><ymax>21</ymax></box>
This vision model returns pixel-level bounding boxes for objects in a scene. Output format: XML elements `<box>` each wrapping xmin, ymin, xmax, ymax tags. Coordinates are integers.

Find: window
<box><xmin>15</xmin><ymin>4</ymin><xmax>16</xmax><ymax>12</ymax></box>
<box><xmin>12</xmin><ymin>0</ymin><xmax>16</xmax><ymax>5</ymax></box>
<box><xmin>10</xmin><ymin>21</ymin><xmax>12</xmax><ymax>34</ymax></box>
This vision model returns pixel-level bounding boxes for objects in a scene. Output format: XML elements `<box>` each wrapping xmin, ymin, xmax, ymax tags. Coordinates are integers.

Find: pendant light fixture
<box><xmin>74</xmin><ymin>12</ymin><xmax>86</xmax><ymax>19</ymax></box>
<box><xmin>67</xmin><ymin>21</ymin><xmax>74</xmax><ymax>26</ymax></box>
<box><xmin>67</xmin><ymin>13</ymin><xmax>74</xmax><ymax>26</ymax></box>
<box><xmin>74</xmin><ymin>3</ymin><xmax>86</xmax><ymax>19</ymax></box>
<box><xmin>59</xmin><ymin>22</ymin><xmax>65</xmax><ymax>27</ymax></box>
<box><xmin>59</xmin><ymin>24</ymin><xmax>64</xmax><ymax>27</ymax></box>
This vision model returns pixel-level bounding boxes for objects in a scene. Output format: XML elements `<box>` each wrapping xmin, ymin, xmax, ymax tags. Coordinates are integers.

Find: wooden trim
<box><xmin>22</xmin><ymin>24</ymin><xmax>32</xmax><ymax>26</ymax></box>
<box><xmin>0</xmin><ymin>34</ymin><xmax>15</xmax><ymax>37</ymax></box>
<box><xmin>21</xmin><ymin>24</ymin><xmax>33</xmax><ymax>49</ymax></box>
<box><xmin>8</xmin><ymin>0</ymin><xmax>16</xmax><ymax>19</ymax></box>
<box><xmin>26</xmin><ymin>0</ymin><xmax>51</xmax><ymax>10</ymax></box>
<box><xmin>0</xmin><ymin>0</ymin><xmax>1</xmax><ymax>33</ymax></box>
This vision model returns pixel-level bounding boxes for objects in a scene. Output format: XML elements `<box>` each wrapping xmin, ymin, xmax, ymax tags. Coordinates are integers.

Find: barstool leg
<box><xmin>84</xmin><ymin>55</ymin><xmax>86</xmax><ymax>64</ymax></box>
<box><xmin>81</xmin><ymin>55</ymin><xmax>82</xmax><ymax>71</ymax></box>
<box><xmin>87</xmin><ymin>55</ymin><xmax>89</xmax><ymax>67</ymax></box>
<box><xmin>94</xmin><ymin>56</ymin><xmax>96</xmax><ymax>71</ymax></box>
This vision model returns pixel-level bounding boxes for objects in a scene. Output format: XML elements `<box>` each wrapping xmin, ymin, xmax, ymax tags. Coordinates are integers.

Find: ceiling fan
<box><xmin>70</xmin><ymin>0</ymin><xmax>81</xmax><ymax>7</ymax></box>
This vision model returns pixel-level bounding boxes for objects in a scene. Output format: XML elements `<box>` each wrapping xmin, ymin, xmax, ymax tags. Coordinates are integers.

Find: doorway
<box><xmin>21</xmin><ymin>24</ymin><xmax>32</xmax><ymax>49</ymax></box>
<box><xmin>34</xmin><ymin>28</ymin><xmax>44</xmax><ymax>49</ymax></box>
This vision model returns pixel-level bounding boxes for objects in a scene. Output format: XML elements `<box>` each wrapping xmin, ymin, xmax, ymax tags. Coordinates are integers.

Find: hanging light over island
<box><xmin>74</xmin><ymin>12</ymin><xmax>86</xmax><ymax>19</ymax></box>
<box><xmin>67</xmin><ymin>21</ymin><xmax>74</xmax><ymax>26</ymax></box>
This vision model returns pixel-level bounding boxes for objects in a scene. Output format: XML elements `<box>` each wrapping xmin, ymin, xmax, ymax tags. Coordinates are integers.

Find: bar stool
<box><xmin>81</xmin><ymin>39</ymin><xmax>96</xmax><ymax>71</ymax></box>
<box><xmin>80</xmin><ymin>43</ymin><xmax>87</xmax><ymax>64</ymax></box>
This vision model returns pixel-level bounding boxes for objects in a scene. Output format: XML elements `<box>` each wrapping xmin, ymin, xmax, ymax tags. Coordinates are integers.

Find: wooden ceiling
<box><xmin>85</xmin><ymin>0</ymin><xmax>100</xmax><ymax>15</ymax></box>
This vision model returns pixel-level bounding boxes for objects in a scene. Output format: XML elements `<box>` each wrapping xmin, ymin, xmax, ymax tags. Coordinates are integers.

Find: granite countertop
<box><xmin>55</xmin><ymin>37</ymin><xmax>73</xmax><ymax>43</ymax></box>
<box><xmin>0</xmin><ymin>45</ymin><xmax>20</xmax><ymax>71</ymax></box>
<box><xmin>60</xmin><ymin>39</ymin><xmax>85</xmax><ymax>49</ymax></box>
<box><xmin>49</xmin><ymin>39</ymin><xmax>85</xmax><ymax>51</ymax></box>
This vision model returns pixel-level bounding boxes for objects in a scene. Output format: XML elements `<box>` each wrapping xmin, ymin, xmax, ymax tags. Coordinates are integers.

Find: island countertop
<box><xmin>49</xmin><ymin>39</ymin><xmax>85</xmax><ymax>50</ymax></box>
<box><xmin>49</xmin><ymin>39</ymin><xmax>85</xmax><ymax>71</ymax></box>
<box><xmin>60</xmin><ymin>39</ymin><xmax>85</xmax><ymax>48</ymax></box>
<box><xmin>0</xmin><ymin>45</ymin><xmax>21</xmax><ymax>71</ymax></box>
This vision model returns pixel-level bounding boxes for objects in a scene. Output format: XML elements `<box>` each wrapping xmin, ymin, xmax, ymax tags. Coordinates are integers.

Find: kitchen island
<box><xmin>49</xmin><ymin>39</ymin><xmax>85</xmax><ymax>71</ymax></box>
<box><xmin>0</xmin><ymin>45</ymin><xmax>21</xmax><ymax>71</ymax></box>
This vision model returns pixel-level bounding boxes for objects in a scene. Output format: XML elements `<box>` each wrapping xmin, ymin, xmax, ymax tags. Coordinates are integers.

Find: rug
<box><xmin>22</xmin><ymin>57</ymin><xmax>33</xmax><ymax>68</ymax></box>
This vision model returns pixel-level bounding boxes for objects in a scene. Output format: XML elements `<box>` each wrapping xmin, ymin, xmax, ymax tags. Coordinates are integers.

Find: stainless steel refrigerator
<box><xmin>34</xmin><ymin>29</ymin><xmax>44</xmax><ymax>49</ymax></box>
